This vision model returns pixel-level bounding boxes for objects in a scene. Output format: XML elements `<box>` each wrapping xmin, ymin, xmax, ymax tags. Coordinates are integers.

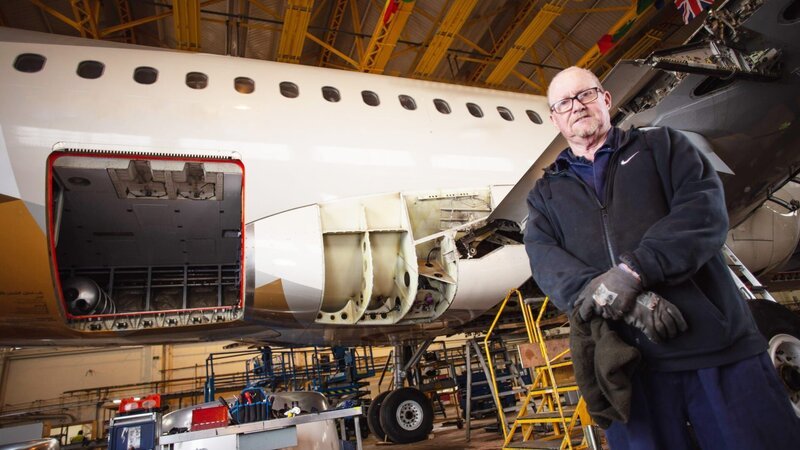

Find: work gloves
<box><xmin>623</xmin><ymin>291</ymin><xmax>688</xmax><ymax>343</ymax></box>
<box><xmin>577</xmin><ymin>266</ymin><xmax>642</xmax><ymax>321</ymax></box>
<box><xmin>576</xmin><ymin>266</ymin><xmax>688</xmax><ymax>343</ymax></box>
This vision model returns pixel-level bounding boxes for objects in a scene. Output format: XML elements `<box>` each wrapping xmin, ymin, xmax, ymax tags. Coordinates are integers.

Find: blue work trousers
<box><xmin>605</xmin><ymin>352</ymin><xmax>800</xmax><ymax>450</ymax></box>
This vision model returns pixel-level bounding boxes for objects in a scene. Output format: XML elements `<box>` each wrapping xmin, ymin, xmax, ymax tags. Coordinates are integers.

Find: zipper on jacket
<box><xmin>557</xmin><ymin>138</ymin><xmax>628</xmax><ymax>268</ymax></box>
<box><xmin>560</xmin><ymin>170</ymin><xmax>617</xmax><ymax>268</ymax></box>
<box><xmin>600</xmin><ymin>150</ymin><xmax>623</xmax><ymax>265</ymax></box>
<box><xmin>601</xmin><ymin>208</ymin><xmax>616</xmax><ymax>264</ymax></box>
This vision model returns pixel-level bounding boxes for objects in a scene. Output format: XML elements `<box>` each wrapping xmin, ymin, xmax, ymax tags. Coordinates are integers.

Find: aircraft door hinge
<box><xmin>635</xmin><ymin>40</ymin><xmax>781</xmax><ymax>82</ymax></box>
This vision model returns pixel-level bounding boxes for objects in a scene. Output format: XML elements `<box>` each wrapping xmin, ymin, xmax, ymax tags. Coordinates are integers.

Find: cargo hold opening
<box><xmin>48</xmin><ymin>152</ymin><xmax>244</xmax><ymax>330</ymax></box>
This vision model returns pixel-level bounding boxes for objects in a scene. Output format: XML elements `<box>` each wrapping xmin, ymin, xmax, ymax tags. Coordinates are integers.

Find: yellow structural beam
<box><xmin>69</xmin><ymin>0</ymin><xmax>100</xmax><ymax>38</ymax></box>
<box><xmin>319</xmin><ymin>0</ymin><xmax>347</xmax><ymax>66</ymax></box>
<box><xmin>412</xmin><ymin>0</ymin><xmax>479</xmax><ymax>78</ymax></box>
<box><xmin>277</xmin><ymin>0</ymin><xmax>314</xmax><ymax>63</ymax></box>
<box><xmin>28</xmin><ymin>0</ymin><xmax>83</xmax><ymax>34</ymax></box>
<box><xmin>468</xmin><ymin>0</ymin><xmax>537</xmax><ymax>83</ymax></box>
<box><xmin>102</xmin><ymin>1</ymin><xmax>225</xmax><ymax>39</ymax></box>
<box><xmin>575</xmin><ymin>5</ymin><xmax>648</xmax><ymax>70</ymax></box>
<box><xmin>360</xmin><ymin>0</ymin><xmax>415</xmax><ymax>74</ymax></box>
<box><xmin>172</xmin><ymin>0</ymin><xmax>201</xmax><ymax>51</ymax></box>
<box><xmin>306</xmin><ymin>32</ymin><xmax>360</xmax><ymax>69</ymax></box>
<box><xmin>485</xmin><ymin>2</ymin><xmax>566</xmax><ymax>87</ymax></box>
<box><xmin>593</xmin><ymin>28</ymin><xmax>664</xmax><ymax>79</ymax></box>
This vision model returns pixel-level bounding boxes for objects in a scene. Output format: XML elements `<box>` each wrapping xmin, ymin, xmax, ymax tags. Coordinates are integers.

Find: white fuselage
<box><xmin>0</xmin><ymin>28</ymin><xmax>559</xmax><ymax>346</ymax></box>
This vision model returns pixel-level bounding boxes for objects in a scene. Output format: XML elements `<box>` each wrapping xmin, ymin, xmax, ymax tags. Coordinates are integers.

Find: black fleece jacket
<box><xmin>524</xmin><ymin>126</ymin><xmax>766</xmax><ymax>371</ymax></box>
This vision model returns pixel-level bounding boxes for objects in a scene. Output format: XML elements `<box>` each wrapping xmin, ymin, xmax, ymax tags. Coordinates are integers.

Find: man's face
<box><xmin>548</xmin><ymin>70</ymin><xmax>612</xmax><ymax>141</ymax></box>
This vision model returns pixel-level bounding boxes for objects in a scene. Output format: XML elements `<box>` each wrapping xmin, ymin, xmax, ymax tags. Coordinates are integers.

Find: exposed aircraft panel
<box><xmin>251</xmin><ymin>204</ymin><xmax>324</xmax><ymax>324</ymax></box>
<box><xmin>442</xmin><ymin>244</ymin><xmax>530</xmax><ymax>324</ymax></box>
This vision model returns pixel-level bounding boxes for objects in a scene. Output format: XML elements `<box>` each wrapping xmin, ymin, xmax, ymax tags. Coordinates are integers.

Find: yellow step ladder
<box><xmin>484</xmin><ymin>290</ymin><xmax>598</xmax><ymax>450</ymax></box>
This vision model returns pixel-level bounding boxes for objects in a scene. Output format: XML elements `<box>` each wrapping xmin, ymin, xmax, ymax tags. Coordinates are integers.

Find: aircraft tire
<box><xmin>366</xmin><ymin>390</ymin><xmax>391</xmax><ymax>441</ymax></box>
<box><xmin>747</xmin><ymin>299</ymin><xmax>800</xmax><ymax>416</ymax></box>
<box><xmin>378</xmin><ymin>387</ymin><xmax>433</xmax><ymax>444</ymax></box>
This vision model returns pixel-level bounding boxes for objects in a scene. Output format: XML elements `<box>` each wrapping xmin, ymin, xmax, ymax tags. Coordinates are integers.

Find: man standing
<box><xmin>524</xmin><ymin>66</ymin><xmax>800</xmax><ymax>449</ymax></box>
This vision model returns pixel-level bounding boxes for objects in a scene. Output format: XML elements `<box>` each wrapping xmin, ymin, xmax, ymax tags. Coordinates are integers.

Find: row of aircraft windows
<box><xmin>13</xmin><ymin>53</ymin><xmax>544</xmax><ymax>124</ymax></box>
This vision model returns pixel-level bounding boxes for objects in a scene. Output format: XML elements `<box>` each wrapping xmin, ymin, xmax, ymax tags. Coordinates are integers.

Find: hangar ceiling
<box><xmin>0</xmin><ymin>0</ymin><xmax>698</xmax><ymax>93</ymax></box>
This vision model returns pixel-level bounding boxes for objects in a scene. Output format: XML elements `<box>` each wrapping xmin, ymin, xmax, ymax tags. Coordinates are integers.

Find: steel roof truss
<box><xmin>485</xmin><ymin>1</ymin><xmax>566</xmax><ymax>86</ymax></box>
<box><xmin>359</xmin><ymin>0</ymin><xmax>415</xmax><ymax>74</ymax></box>
<box><xmin>413</xmin><ymin>0</ymin><xmax>479</xmax><ymax>78</ymax></box>
<box><xmin>277</xmin><ymin>0</ymin><xmax>315</xmax><ymax>63</ymax></box>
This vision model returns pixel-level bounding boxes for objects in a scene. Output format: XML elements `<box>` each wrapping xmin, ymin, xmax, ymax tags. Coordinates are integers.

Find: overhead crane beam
<box><xmin>359</xmin><ymin>0</ymin><xmax>415</xmax><ymax>74</ymax></box>
<box><xmin>115</xmin><ymin>0</ymin><xmax>137</xmax><ymax>43</ymax></box>
<box><xmin>412</xmin><ymin>0</ymin><xmax>479</xmax><ymax>79</ymax></box>
<box><xmin>468</xmin><ymin>1</ymin><xmax>538</xmax><ymax>84</ymax></box>
<box><xmin>485</xmin><ymin>1</ymin><xmax>567</xmax><ymax>87</ymax></box>
<box><xmin>277</xmin><ymin>0</ymin><xmax>314</xmax><ymax>63</ymax></box>
<box><xmin>172</xmin><ymin>0</ymin><xmax>201</xmax><ymax>51</ymax></box>
<box><xmin>319</xmin><ymin>0</ymin><xmax>347</xmax><ymax>66</ymax></box>
<box><xmin>575</xmin><ymin>5</ymin><xmax>649</xmax><ymax>71</ymax></box>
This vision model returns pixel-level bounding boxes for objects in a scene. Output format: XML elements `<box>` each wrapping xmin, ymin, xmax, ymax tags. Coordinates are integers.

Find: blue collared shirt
<box><xmin>555</xmin><ymin>128</ymin><xmax>618</xmax><ymax>204</ymax></box>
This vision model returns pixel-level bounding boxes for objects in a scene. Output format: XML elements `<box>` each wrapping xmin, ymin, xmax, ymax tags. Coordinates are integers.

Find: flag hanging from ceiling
<box><xmin>382</xmin><ymin>0</ymin><xmax>400</xmax><ymax>26</ymax></box>
<box><xmin>596</xmin><ymin>20</ymin><xmax>635</xmax><ymax>55</ymax></box>
<box><xmin>675</xmin><ymin>0</ymin><xmax>714</xmax><ymax>24</ymax></box>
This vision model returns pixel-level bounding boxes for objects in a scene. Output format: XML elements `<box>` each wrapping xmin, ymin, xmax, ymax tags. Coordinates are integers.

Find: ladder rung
<box><xmin>472</xmin><ymin>388</ymin><xmax>526</xmax><ymax>400</ymax></box>
<box><xmin>471</xmin><ymin>405</ymin><xmax>520</xmax><ymax>415</ymax></box>
<box><xmin>504</xmin><ymin>438</ymin><xmax>583</xmax><ymax>449</ymax></box>
<box><xmin>526</xmin><ymin>384</ymin><xmax>579</xmax><ymax>396</ymax></box>
<box><xmin>534</xmin><ymin>361</ymin><xmax>573</xmax><ymax>370</ymax></box>
<box><xmin>516</xmin><ymin>409</ymin><xmax>576</xmax><ymax>423</ymax></box>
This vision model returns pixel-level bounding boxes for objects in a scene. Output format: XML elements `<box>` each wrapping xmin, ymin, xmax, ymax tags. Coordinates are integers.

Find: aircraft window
<box><xmin>526</xmin><ymin>110</ymin><xmax>543</xmax><ymax>124</ymax></box>
<box><xmin>280</xmin><ymin>81</ymin><xmax>299</xmax><ymax>98</ymax></box>
<box><xmin>497</xmin><ymin>106</ymin><xmax>514</xmax><ymax>121</ymax></box>
<box><xmin>133</xmin><ymin>66</ymin><xmax>158</xmax><ymax>84</ymax></box>
<box><xmin>467</xmin><ymin>103</ymin><xmax>483</xmax><ymax>118</ymax></box>
<box><xmin>399</xmin><ymin>95</ymin><xmax>417</xmax><ymax>110</ymax></box>
<box><xmin>76</xmin><ymin>60</ymin><xmax>104</xmax><ymax>79</ymax></box>
<box><xmin>186</xmin><ymin>72</ymin><xmax>208</xmax><ymax>89</ymax></box>
<box><xmin>433</xmin><ymin>99</ymin><xmax>451</xmax><ymax>114</ymax></box>
<box><xmin>322</xmin><ymin>86</ymin><xmax>341</xmax><ymax>102</ymax></box>
<box><xmin>235</xmin><ymin>77</ymin><xmax>255</xmax><ymax>94</ymax></box>
<box><xmin>13</xmin><ymin>53</ymin><xmax>46</xmax><ymax>73</ymax></box>
<box><xmin>362</xmin><ymin>90</ymin><xmax>380</xmax><ymax>107</ymax></box>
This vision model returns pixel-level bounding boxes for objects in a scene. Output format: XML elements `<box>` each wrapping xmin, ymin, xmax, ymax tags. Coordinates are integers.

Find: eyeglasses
<box><xmin>549</xmin><ymin>87</ymin><xmax>603</xmax><ymax>114</ymax></box>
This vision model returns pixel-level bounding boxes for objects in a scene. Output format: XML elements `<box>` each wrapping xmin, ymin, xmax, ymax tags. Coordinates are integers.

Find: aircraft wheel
<box><xmin>366</xmin><ymin>390</ymin><xmax>391</xmax><ymax>441</ymax></box>
<box><xmin>768</xmin><ymin>334</ymin><xmax>800</xmax><ymax>417</ymax></box>
<box><xmin>378</xmin><ymin>387</ymin><xmax>433</xmax><ymax>444</ymax></box>
<box><xmin>748</xmin><ymin>299</ymin><xmax>800</xmax><ymax>416</ymax></box>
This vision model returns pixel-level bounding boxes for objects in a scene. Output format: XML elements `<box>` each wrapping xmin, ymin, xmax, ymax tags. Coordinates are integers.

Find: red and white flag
<box><xmin>674</xmin><ymin>0</ymin><xmax>714</xmax><ymax>24</ymax></box>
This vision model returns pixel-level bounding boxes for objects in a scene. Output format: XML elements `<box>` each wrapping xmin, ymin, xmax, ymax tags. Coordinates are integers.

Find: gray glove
<box><xmin>624</xmin><ymin>291</ymin><xmax>688</xmax><ymax>343</ymax></box>
<box><xmin>577</xmin><ymin>266</ymin><xmax>642</xmax><ymax>321</ymax></box>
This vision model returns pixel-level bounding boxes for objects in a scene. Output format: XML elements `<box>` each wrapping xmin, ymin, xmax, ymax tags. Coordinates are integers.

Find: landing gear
<box><xmin>768</xmin><ymin>334</ymin><xmax>800</xmax><ymax>417</ymax></box>
<box><xmin>748</xmin><ymin>299</ymin><xmax>800</xmax><ymax>416</ymax></box>
<box><xmin>366</xmin><ymin>390</ymin><xmax>391</xmax><ymax>441</ymax></box>
<box><xmin>378</xmin><ymin>387</ymin><xmax>434</xmax><ymax>444</ymax></box>
<box><xmin>367</xmin><ymin>341</ymin><xmax>436</xmax><ymax>444</ymax></box>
